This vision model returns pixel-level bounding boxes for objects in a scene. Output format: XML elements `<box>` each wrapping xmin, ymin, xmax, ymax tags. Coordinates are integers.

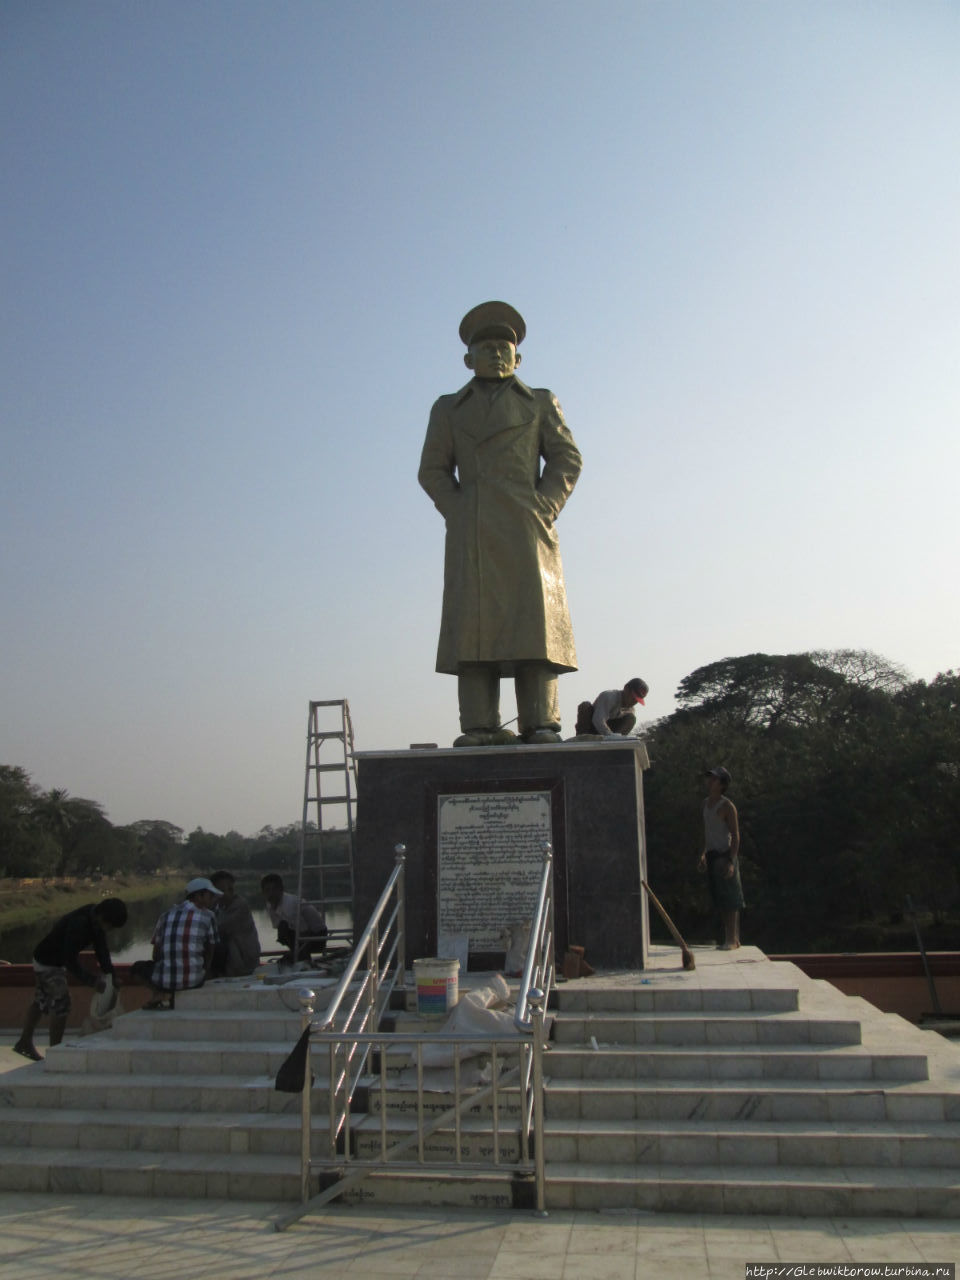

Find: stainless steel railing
<box><xmin>310</xmin><ymin>844</ymin><xmax>406</xmax><ymax>1177</ymax></box>
<box><xmin>274</xmin><ymin>842</ymin><xmax>553</xmax><ymax>1230</ymax></box>
<box><xmin>515</xmin><ymin>844</ymin><xmax>555</xmax><ymax>1031</ymax></box>
<box><xmin>513</xmin><ymin>843</ymin><xmax>555</xmax><ymax>1213</ymax></box>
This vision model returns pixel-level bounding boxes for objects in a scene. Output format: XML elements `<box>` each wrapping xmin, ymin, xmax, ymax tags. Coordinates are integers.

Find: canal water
<box><xmin>0</xmin><ymin>885</ymin><xmax>351</xmax><ymax>965</ymax></box>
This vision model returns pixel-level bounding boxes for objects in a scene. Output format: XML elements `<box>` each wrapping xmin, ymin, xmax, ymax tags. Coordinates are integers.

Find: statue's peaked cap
<box><xmin>459</xmin><ymin>301</ymin><xmax>526</xmax><ymax>347</ymax></box>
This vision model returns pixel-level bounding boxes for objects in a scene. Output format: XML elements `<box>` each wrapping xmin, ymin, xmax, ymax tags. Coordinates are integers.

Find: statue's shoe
<box><xmin>490</xmin><ymin>727</ymin><xmax>519</xmax><ymax>744</ymax></box>
<box><xmin>454</xmin><ymin>728</ymin><xmax>520</xmax><ymax>747</ymax></box>
<box><xmin>524</xmin><ymin>729</ymin><xmax>563</xmax><ymax>744</ymax></box>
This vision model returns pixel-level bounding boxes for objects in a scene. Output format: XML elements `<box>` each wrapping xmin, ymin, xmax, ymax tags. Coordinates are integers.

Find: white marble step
<box><xmin>552</xmin><ymin>1011</ymin><xmax>862</xmax><ymax>1046</ymax></box>
<box><xmin>109</xmin><ymin>1009</ymin><xmax>307</xmax><ymax>1043</ymax></box>
<box><xmin>330</xmin><ymin>1162</ymin><xmax>960</xmax><ymax>1217</ymax></box>
<box><xmin>544</xmin><ymin>1044</ymin><xmax>929</xmax><ymax>1082</ymax></box>
<box><xmin>1</xmin><ymin>1069</ymin><xmax>322</xmax><ymax>1113</ymax></box>
<box><xmin>539</xmin><ymin>1117</ymin><xmax>960</xmax><ymax>1166</ymax></box>
<box><xmin>0</xmin><ymin>1143</ymin><xmax>302</xmax><ymax>1200</ymax></box>
<box><xmin>544</xmin><ymin>1077</ymin><xmax>958</xmax><ymax>1122</ymax></box>
<box><xmin>0</xmin><ymin>1106</ymin><xmax>333</xmax><ymax>1157</ymax></box>
<box><xmin>169</xmin><ymin>980</ymin><xmax>342</xmax><ymax>1014</ymax></box>
<box><xmin>43</xmin><ymin>1037</ymin><xmax>303</xmax><ymax>1077</ymax></box>
<box><xmin>362</xmin><ymin>1082</ymin><xmax>524</xmax><ymax>1120</ymax></box>
<box><xmin>352</xmin><ymin>1118</ymin><xmax>524</xmax><ymax>1165</ymax></box>
<box><xmin>543</xmin><ymin>1161</ymin><xmax>960</xmax><ymax>1216</ymax></box>
<box><xmin>337</xmin><ymin>1109</ymin><xmax>960</xmax><ymax>1169</ymax></box>
<box><xmin>334</xmin><ymin>1167</ymin><xmax>523</xmax><ymax>1211</ymax></box>
<box><xmin>554</xmin><ymin>984</ymin><xmax>800</xmax><ymax>1014</ymax></box>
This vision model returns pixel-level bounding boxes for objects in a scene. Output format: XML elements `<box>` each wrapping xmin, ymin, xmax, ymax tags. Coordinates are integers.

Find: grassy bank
<box><xmin>0</xmin><ymin>873</ymin><xmax>189</xmax><ymax>934</ymax></box>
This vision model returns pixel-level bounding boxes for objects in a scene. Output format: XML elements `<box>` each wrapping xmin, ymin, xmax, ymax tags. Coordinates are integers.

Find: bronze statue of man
<box><xmin>419</xmin><ymin>301</ymin><xmax>582</xmax><ymax>746</ymax></box>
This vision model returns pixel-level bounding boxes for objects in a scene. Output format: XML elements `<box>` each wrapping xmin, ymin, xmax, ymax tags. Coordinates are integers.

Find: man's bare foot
<box><xmin>718</xmin><ymin>941</ymin><xmax>741</xmax><ymax>951</ymax></box>
<box><xmin>13</xmin><ymin>1042</ymin><xmax>42</xmax><ymax>1061</ymax></box>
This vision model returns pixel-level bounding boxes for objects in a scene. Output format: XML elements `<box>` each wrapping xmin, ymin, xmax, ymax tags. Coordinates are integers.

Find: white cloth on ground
<box><xmin>418</xmin><ymin>974</ymin><xmax>516</xmax><ymax>1067</ymax></box>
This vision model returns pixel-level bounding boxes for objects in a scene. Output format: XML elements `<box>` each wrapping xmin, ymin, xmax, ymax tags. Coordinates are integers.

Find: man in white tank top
<box><xmin>698</xmin><ymin>766</ymin><xmax>743</xmax><ymax>950</ymax></box>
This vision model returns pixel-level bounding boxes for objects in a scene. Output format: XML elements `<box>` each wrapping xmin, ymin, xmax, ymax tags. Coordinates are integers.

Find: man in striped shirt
<box><xmin>141</xmin><ymin>878</ymin><xmax>221</xmax><ymax>1008</ymax></box>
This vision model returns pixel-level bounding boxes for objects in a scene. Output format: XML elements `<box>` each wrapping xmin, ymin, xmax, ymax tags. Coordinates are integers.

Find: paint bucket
<box><xmin>412</xmin><ymin>957</ymin><xmax>459</xmax><ymax>1018</ymax></box>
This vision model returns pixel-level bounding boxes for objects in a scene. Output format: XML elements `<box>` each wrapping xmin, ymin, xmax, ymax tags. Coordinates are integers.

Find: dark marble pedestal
<box><xmin>354</xmin><ymin>740</ymin><xmax>650</xmax><ymax>970</ymax></box>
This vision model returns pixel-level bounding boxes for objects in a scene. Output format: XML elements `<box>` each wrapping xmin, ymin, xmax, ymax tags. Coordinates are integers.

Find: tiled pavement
<box><xmin>0</xmin><ymin>1193</ymin><xmax>957</xmax><ymax>1279</ymax></box>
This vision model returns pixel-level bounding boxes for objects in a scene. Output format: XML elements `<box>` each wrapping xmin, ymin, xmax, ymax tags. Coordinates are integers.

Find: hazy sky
<box><xmin>3</xmin><ymin>1</ymin><xmax>958</xmax><ymax>836</ymax></box>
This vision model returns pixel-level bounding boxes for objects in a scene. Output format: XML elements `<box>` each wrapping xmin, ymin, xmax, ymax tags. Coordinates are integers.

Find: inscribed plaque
<box><xmin>436</xmin><ymin>791</ymin><xmax>552</xmax><ymax>952</ymax></box>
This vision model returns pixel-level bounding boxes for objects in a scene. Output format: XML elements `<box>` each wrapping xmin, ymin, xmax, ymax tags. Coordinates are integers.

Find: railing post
<box><xmin>394</xmin><ymin>844</ymin><xmax>407</xmax><ymax>986</ymax></box>
<box><xmin>297</xmin><ymin>987</ymin><xmax>316</xmax><ymax>1203</ymax></box>
<box><xmin>540</xmin><ymin>840</ymin><xmax>553</xmax><ymax>1000</ymax></box>
<box><xmin>328</xmin><ymin>1040</ymin><xmax>338</xmax><ymax>1160</ymax></box>
<box><xmin>528</xmin><ymin>987</ymin><xmax>547</xmax><ymax>1216</ymax></box>
<box><xmin>367</xmin><ymin>929</ymin><xmax>378</xmax><ymax>1018</ymax></box>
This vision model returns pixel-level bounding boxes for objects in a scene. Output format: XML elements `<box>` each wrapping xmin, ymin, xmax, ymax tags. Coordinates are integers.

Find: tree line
<box><xmin>0</xmin><ymin>767</ymin><xmax>338</xmax><ymax>880</ymax></box>
<box><xmin>2</xmin><ymin>648</ymin><xmax>957</xmax><ymax>951</ymax></box>
<box><xmin>641</xmin><ymin>650</ymin><xmax>960</xmax><ymax>952</ymax></box>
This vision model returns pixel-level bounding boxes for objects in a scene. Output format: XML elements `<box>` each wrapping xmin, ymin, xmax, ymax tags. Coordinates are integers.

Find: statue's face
<box><xmin>467</xmin><ymin>338</ymin><xmax>519</xmax><ymax>380</ymax></box>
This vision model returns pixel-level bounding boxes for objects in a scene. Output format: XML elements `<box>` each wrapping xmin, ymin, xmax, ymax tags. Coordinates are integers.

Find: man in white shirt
<box><xmin>260</xmin><ymin>874</ymin><xmax>327</xmax><ymax>963</ymax></box>
<box><xmin>575</xmin><ymin>677</ymin><xmax>648</xmax><ymax>736</ymax></box>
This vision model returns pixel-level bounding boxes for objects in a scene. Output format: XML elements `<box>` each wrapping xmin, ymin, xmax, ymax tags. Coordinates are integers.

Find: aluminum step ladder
<box><xmin>294</xmin><ymin>699</ymin><xmax>357</xmax><ymax>956</ymax></box>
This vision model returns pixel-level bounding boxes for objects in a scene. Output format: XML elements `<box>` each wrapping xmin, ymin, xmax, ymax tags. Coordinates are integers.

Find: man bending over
<box><xmin>15</xmin><ymin>897</ymin><xmax>128</xmax><ymax>1061</ymax></box>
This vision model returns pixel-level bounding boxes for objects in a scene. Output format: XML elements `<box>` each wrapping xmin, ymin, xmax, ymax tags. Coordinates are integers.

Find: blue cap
<box><xmin>185</xmin><ymin>877</ymin><xmax>223</xmax><ymax>897</ymax></box>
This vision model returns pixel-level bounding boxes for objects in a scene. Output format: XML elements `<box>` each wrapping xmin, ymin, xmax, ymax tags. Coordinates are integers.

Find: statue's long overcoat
<box><xmin>418</xmin><ymin>376</ymin><xmax>582</xmax><ymax>677</ymax></box>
